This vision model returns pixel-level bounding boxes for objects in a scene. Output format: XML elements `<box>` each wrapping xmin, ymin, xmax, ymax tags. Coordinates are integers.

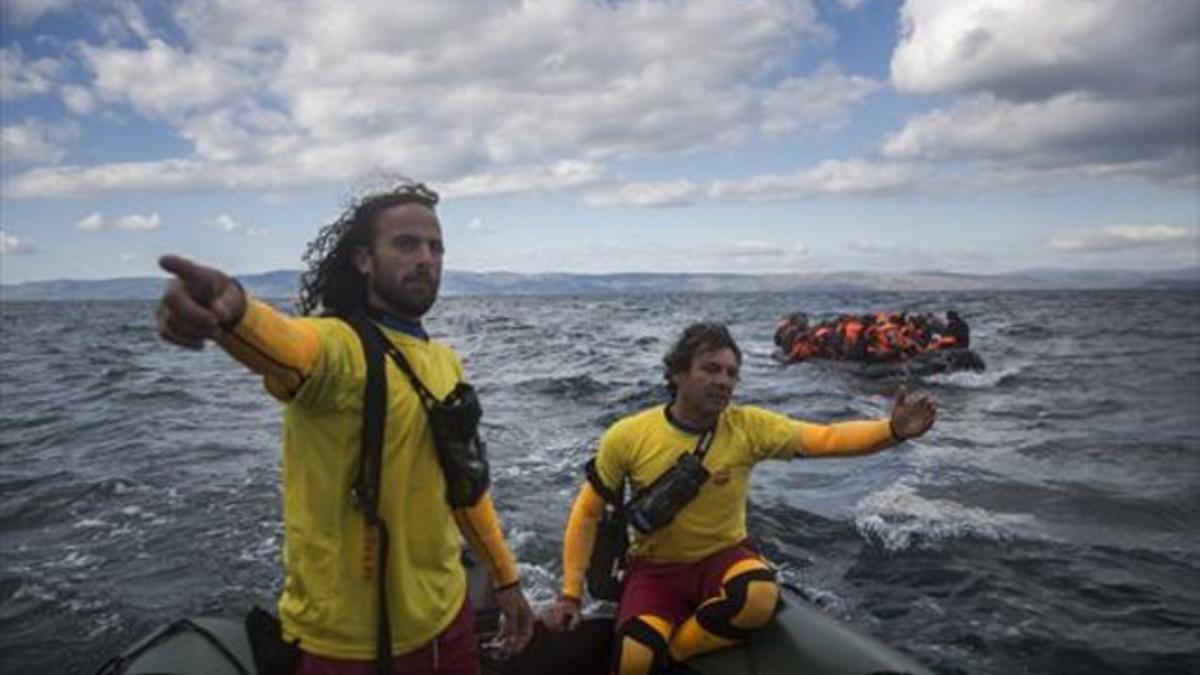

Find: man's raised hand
<box><xmin>889</xmin><ymin>385</ymin><xmax>936</xmax><ymax>441</ymax></box>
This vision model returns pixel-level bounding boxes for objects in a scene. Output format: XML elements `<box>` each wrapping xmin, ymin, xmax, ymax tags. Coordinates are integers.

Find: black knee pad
<box><xmin>613</xmin><ymin>617</ymin><xmax>670</xmax><ymax>675</ymax></box>
<box><xmin>696</xmin><ymin>568</ymin><xmax>778</xmax><ymax>640</ymax></box>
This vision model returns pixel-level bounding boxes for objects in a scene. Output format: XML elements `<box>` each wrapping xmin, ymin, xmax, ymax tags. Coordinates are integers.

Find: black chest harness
<box><xmin>344</xmin><ymin>312</ymin><xmax>490</xmax><ymax>675</ymax></box>
<box><xmin>585</xmin><ymin>425</ymin><xmax>716</xmax><ymax>601</ymax></box>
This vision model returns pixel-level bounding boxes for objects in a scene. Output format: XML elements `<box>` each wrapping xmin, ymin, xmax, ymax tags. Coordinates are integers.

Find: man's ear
<box><xmin>352</xmin><ymin>246</ymin><xmax>372</xmax><ymax>276</ymax></box>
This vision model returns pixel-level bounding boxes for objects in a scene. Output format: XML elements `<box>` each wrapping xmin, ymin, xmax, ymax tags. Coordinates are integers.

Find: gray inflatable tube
<box><xmin>94</xmin><ymin>583</ymin><xmax>934</xmax><ymax>675</ymax></box>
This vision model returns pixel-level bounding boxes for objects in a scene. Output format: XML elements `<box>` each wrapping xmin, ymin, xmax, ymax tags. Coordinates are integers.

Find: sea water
<box><xmin>1</xmin><ymin>290</ymin><xmax>1197</xmax><ymax>674</ymax></box>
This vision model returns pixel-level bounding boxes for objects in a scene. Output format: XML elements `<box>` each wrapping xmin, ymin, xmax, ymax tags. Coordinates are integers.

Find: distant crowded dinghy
<box><xmin>773</xmin><ymin>310</ymin><xmax>984</xmax><ymax>377</ymax></box>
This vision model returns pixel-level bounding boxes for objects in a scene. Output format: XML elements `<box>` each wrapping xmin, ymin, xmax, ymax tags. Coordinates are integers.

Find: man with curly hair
<box><xmin>156</xmin><ymin>182</ymin><xmax>534</xmax><ymax>674</ymax></box>
<box><xmin>545</xmin><ymin>322</ymin><xmax>936</xmax><ymax>675</ymax></box>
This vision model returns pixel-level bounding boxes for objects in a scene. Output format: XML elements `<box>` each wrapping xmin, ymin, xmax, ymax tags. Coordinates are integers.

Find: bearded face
<box><xmin>354</xmin><ymin>203</ymin><xmax>444</xmax><ymax>320</ymax></box>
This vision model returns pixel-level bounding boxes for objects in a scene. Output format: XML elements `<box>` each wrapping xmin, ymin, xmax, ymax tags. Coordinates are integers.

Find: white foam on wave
<box><xmin>56</xmin><ymin>550</ymin><xmax>102</xmax><ymax>570</ymax></box>
<box><xmin>84</xmin><ymin>611</ymin><xmax>123</xmax><ymax>641</ymax></box>
<box><xmin>238</xmin><ymin>534</ymin><xmax>280</xmax><ymax>563</ymax></box>
<box><xmin>926</xmin><ymin>362</ymin><xmax>1023</xmax><ymax>389</ymax></box>
<box><xmin>73</xmin><ymin>517</ymin><xmax>109</xmax><ymax>529</ymax></box>
<box><xmin>506</xmin><ymin>525</ymin><xmax>542</xmax><ymax>555</ymax></box>
<box><xmin>111</xmin><ymin>480</ymin><xmax>140</xmax><ymax>496</ymax></box>
<box><xmin>854</xmin><ymin>480</ymin><xmax>1032</xmax><ymax>552</ymax></box>
<box><xmin>773</xmin><ymin>564</ymin><xmax>849</xmax><ymax>616</ymax></box>
<box><xmin>12</xmin><ymin>580</ymin><xmax>57</xmax><ymax>604</ymax></box>
<box><xmin>514</xmin><ymin>560</ymin><xmax>560</xmax><ymax>608</ymax></box>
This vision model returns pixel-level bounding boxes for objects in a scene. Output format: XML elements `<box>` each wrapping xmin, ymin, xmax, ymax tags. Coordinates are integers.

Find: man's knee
<box><xmin>697</xmin><ymin>568</ymin><xmax>779</xmax><ymax>639</ymax></box>
<box><xmin>730</xmin><ymin>572</ymin><xmax>779</xmax><ymax>629</ymax></box>
<box><xmin>613</xmin><ymin>615</ymin><xmax>672</xmax><ymax>675</ymax></box>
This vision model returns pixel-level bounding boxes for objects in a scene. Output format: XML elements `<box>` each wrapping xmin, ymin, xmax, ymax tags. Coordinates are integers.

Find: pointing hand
<box><xmin>156</xmin><ymin>255</ymin><xmax>246</xmax><ymax>349</ymax></box>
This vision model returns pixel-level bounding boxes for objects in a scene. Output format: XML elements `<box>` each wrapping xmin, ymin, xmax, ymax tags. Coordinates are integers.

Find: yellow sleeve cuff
<box><xmin>454</xmin><ymin>493</ymin><xmax>520</xmax><ymax>588</ymax></box>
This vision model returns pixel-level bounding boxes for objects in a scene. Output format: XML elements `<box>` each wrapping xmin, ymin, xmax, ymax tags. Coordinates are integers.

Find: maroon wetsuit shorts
<box><xmin>616</xmin><ymin>541</ymin><xmax>769</xmax><ymax>628</ymax></box>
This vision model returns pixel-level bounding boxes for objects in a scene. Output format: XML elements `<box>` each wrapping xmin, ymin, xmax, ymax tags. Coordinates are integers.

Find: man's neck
<box><xmin>366</xmin><ymin>297</ymin><xmax>421</xmax><ymax>324</ymax></box>
<box><xmin>365</xmin><ymin>301</ymin><xmax>427</xmax><ymax>340</ymax></box>
<box><xmin>667</xmin><ymin>401</ymin><xmax>718</xmax><ymax>432</ymax></box>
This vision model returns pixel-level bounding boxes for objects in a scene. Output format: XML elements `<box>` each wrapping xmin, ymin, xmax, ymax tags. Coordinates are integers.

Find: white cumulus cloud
<box><xmin>2</xmin><ymin>0</ymin><xmax>75</xmax><ymax>25</ymax></box>
<box><xmin>0</xmin><ymin>45</ymin><xmax>61</xmax><ymax>101</ymax></box>
<box><xmin>60</xmin><ymin>85</ymin><xmax>96</xmax><ymax>115</ymax></box>
<box><xmin>209</xmin><ymin>213</ymin><xmax>268</xmax><ymax>236</ymax></box>
<box><xmin>4</xmin><ymin>0</ymin><xmax>874</xmax><ymax>199</ymax></box>
<box><xmin>0</xmin><ymin>231</ymin><xmax>37</xmax><ymax>254</ymax></box>
<box><xmin>708</xmin><ymin>160</ymin><xmax>918</xmax><ymax>202</ymax></box>
<box><xmin>113</xmin><ymin>212</ymin><xmax>161</xmax><ymax>231</ymax></box>
<box><xmin>75</xmin><ymin>211</ymin><xmax>162</xmax><ymax>232</ymax></box>
<box><xmin>1</xmin><ymin>119</ymin><xmax>76</xmax><ymax>164</ymax></box>
<box><xmin>584</xmin><ymin>180</ymin><xmax>701</xmax><ymax>207</ymax></box>
<box><xmin>760</xmin><ymin>63</ymin><xmax>880</xmax><ymax>137</ymax></box>
<box><xmin>212</xmin><ymin>214</ymin><xmax>240</xmax><ymax>232</ymax></box>
<box><xmin>75</xmin><ymin>212</ymin><xmax>104</xmax><ymax>231</ymax></box>
<box><xmin>886</xmin><ymin>0</ymin><xmax>1200</xmax><ymax>186</ymax></box>
<box><xmin>1049</xmin><ymin>225</ymin><xmax>1195</xmax><ymax>253</ymax></box>
<box><xmin>588</xmin><ymin>160</ymin><xmax>919</xmax><ymax>206</ymax></box>
<box><xmin>441</xmin><ymin>161</ymin><xmax>606</xmax><ymax>199</ymax></box>
<box><xmin>3</xmin><ymin>159</ymin><xmax>332</xmax><ymax>199</ymax></box>
<box><xmin>80</xmin><ymin>39</ymin><xmax>258</xmax><ymax>119</ymax></box>
<box><xmin>892</xmin><ymin>0</ymin><xmax>1197</xmax><ymax>99</ymax></box>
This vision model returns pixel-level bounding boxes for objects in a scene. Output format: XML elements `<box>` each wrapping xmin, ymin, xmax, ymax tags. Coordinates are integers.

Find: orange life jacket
<box><xmin>789</xmin><ymin>339</ymin><xmax>821</xmax><ymax>361</ymax></box>
<box><xmin>840</xmin><ymin>319</ymin><xmax>864</xmax><ymax>344</ymax></box>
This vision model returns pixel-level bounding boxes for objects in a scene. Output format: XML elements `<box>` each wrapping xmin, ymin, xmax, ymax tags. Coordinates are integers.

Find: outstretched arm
<box><xmin>157</xmin><ymin>255</ymin><xmax>321</xmax><ymax>400</ymax></box>
<box><xmin>797</xmin><ymin>387</ymin><xmax>936</xmax><ymax>458</ymax></box>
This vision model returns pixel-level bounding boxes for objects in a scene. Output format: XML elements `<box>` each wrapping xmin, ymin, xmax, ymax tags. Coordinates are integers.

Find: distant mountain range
<box><xmin>2</xmin><ymin>267</ymin><xmax>1198</xmax><ymax>301</ymax></box>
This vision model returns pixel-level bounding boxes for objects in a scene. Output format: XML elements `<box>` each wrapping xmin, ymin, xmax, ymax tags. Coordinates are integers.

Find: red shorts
<box><xmin>616</xmin><ymin>542</ymin><xmax>768</xmax><ymax>628</ymax></box>
<box><xmin>296</xmin><ymin>597</ymin><xmax>479</xmax><ymax>675</ymax></box>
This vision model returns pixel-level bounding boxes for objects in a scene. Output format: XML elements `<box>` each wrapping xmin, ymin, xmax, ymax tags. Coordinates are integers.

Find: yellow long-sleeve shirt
<box><xmin>219</xmin><ymin>298</ymin><xmax>518</xmax><ymax>659</ymax></box>
<box><xmin>561</xmin><ymin>404</ymin><xmax>895</xmax><ymax>600</ymax></box>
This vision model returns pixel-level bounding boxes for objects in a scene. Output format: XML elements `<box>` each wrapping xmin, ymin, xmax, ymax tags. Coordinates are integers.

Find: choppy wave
<box><xmin>854</xmin><ymin>480</ymin><xmax>1033</xmax><ymax>552</ymax></box>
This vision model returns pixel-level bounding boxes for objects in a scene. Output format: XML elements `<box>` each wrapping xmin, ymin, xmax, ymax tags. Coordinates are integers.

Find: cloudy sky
<box><xmin>1</xmin><ymin>0</ymin><xmax>1197</xmax><ymax>283</ymax></box>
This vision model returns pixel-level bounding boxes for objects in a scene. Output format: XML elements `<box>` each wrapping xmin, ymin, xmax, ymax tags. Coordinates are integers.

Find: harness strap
<box><xmin>379</xmin><ymin>336</ymin><xmax>440</xmax><ymax>409</ymax></box>
<box><xmin>344</xmin><ymin>312</ymin><xmax>394</xmax><ymax>675</ymax></box>
<box><xmin>584</xmin><ymin>458</ymin><xmax>624</xmax><ymax>505</ymax></box>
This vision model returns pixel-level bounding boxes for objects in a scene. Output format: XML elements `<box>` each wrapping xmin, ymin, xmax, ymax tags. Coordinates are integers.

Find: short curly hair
<box><xmin>662</xmin><ymin>322</ymin><xmax>742</xmax><ymax>396</ymax></box>
<box><xmin>297</xmin><ymin>181</ymin><xmax>439</xmax><ymax>317</ymax></box>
